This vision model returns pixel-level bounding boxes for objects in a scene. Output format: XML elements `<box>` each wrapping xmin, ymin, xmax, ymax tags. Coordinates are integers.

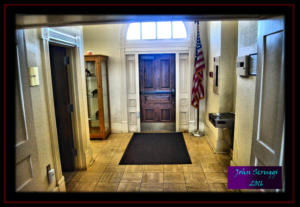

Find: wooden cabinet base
<box><xmin>90</xmin><ymin>131</ymin><xmax>111</xmax><ymax>139</ymax></box>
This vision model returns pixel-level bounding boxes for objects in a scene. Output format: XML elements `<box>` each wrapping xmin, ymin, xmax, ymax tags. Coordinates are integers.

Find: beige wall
<box><xmin>204</xmin><ymin>20</ymin><xmax>257</xmax><ymax>162</ymax></box>
<box><xmin>205</xmin><ymin>21</ymin><xmax>221</xmax><ymax>148</ymax></box>
<box><xmin>83</xmin><ymin>24</ymin><xmax>124</xmax><ymax>132</ymax></box>
<box><xmin>205</xmin><ymin>21</ymin><xmax>238</xmax><ymax>152</ymax></box>
<box><xmin>219</xmin><ymin>21</ymin><xmax>238</xmax><ymax>113</ymax></box>
<box><xmin>205</xmin><ymin>21</ymin><xmax>221</xmax><ymax>143</ymax></box>
<box><xmin>231</xmin><ymin>21</ymin><xmax>257</xmax><ymax>166</ymax></box>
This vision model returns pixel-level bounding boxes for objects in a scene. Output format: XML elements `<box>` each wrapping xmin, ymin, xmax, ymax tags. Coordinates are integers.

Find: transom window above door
<box><xmin>126</xmin><ymin>21</ymin><xmax>187</xmax><ymax>40</ymax></box>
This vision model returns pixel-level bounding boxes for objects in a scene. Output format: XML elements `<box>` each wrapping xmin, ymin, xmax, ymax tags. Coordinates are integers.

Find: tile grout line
<box><xmin>139</xmin><ymin>170</ymin><xmax>145</xmax><ymax>192</ymax></box>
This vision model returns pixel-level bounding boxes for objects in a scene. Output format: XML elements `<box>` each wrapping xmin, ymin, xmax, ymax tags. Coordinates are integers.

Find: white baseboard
<box><xmin>205</xmin><ymin>124</ymin><xmax>217</xmax><ymax>151</ymax></box>
<box><xmin>206</xmin><ymin>136</ymin><xmax>216</xmax><ymax>152</ymax></box>
<box><xmin>55</xmin><ymin>176</ymin><xmax>66</xmax><ymax>192</ymax></box>
<box><xmin>230</xmin><ymin>159</ymin><xmax>238</xmax><ymax>166</ymax></box>
<box><xmin>111</xmin><ymin>123</ymin><xmax>123</xmax><ymax>133</ymax></box>
<box><xmin>121</xmin><ymin>121</ymin><xmax>129</xmax><ymax>133</ymax></box>
<box><xmin>113</xmin><ymin>122</ymin><xmax>207</xmax><ymax>133</ymax></box>
<box><xmin>85</xmin><ymin>149</ymin><xmax>94</xmax><ymax>169</ymax></box>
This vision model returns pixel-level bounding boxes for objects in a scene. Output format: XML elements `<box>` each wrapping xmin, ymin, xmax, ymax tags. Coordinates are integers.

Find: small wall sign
<box><xmin>227</xmin><ymin>166</ymin><xmax>282</xmax><ymax>189</ymax></box>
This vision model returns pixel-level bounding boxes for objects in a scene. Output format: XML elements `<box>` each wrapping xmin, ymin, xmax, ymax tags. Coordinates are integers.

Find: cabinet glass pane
<box><xmin>101</xmin><ymin>60</ymin><xmax>110</xmax><ymax>132</ymax></box>
<box><xmin>85</xmin><ymin>60</ymin><xmax>100</xmax><ymax>134</ymax></box>
<box><xmin>86</xmin><ymin>61</ymin><xmax>96</xmax><ymax>76</ymax></box>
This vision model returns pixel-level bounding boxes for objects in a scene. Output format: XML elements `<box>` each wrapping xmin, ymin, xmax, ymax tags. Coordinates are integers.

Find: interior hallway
<box><xmin>64</xmin><ymin>133</ymin><xmax>238</xmax><ymax>192</ymax></box>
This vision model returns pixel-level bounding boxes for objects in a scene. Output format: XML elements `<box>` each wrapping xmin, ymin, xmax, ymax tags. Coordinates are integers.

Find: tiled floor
<box><xmin>64</xmin><ymin>133</ymin><xmax>238</xmax><ymax>192</ymax></box>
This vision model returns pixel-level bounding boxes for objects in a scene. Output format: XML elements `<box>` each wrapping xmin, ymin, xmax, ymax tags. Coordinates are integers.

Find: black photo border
<box><xmin>1</xmin><ymin>2</ymin><xmax>296</xmax><ymax>205</ymax></box>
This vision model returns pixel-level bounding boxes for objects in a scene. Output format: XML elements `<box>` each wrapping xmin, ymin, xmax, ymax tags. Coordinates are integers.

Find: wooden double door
<box><xmin>139</xmin><ymin>54</ymin><xmax>175</xmax><ymax>123</ymax></box>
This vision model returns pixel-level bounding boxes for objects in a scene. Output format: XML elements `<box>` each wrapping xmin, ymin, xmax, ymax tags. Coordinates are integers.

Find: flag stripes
<box><xmin>191</xmin><ymin>22</ymin><xmax>205</xmax><ymax>108</ymax></box>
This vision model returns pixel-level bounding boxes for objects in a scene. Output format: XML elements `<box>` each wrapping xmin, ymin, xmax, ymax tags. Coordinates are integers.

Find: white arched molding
<box><xmin>40</xmin><ymin>27</ymin><xmax>92</xmax><ymax>191</ymax></box>
<box><xmin>120</xmin><ymin>22</ymin><xmax>205</xmax><ymax>132</ymax></box>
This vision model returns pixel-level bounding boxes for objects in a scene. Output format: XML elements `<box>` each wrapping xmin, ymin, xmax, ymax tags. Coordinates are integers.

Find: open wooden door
<box><xmin>49</xmin><ymin>45</ymin><xmax>76</xmax><ymax>172</ymax></box>
<box><xmin>15</xmin><ymin>30</ymin><xmax>42</xmax><ymax>191</ymax></box>
<box><xmin>250</xmin><ymin>17</ymin><xmax>285</xmax><ymax>168</ymax></box>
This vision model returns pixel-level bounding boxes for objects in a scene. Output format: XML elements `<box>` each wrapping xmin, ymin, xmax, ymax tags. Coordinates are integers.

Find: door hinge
<box><xmin>64</xmin><ymin>56</ymin><xmax>70</xmax><ymax>66</ymax></box>
<box><xmin>67</xmin><ymin>104</ymin><xmax>74</xmax><ymax>113</ymax></box>
<box><xmin>73</xmin><ymin>148</ymin><xmax>77</xmax><ymax>156</ymax></box>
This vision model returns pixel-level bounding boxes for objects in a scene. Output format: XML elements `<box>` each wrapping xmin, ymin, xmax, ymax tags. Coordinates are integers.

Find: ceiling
<box><xmin>16</xmin><ymin>14</ymin><xmax>271</xmax><ymax>28</ymax></box>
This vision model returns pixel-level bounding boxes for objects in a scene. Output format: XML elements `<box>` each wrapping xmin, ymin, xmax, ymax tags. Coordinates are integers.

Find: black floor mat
<box><xmin>119</xmin><ymin>132</ymin><xmax>192</xmax><ymax>165</ymax></box>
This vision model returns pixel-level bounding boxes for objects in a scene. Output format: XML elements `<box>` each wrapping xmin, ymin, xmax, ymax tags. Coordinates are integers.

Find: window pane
<box><xmin>127</xmin><ymin>23</ymin><xmax>140</xmax><ymax>40</ymax></box>
<box><xmin>157</xmin><ymin>21</ymin><xmax>171</xmax><ymax>39</ymax></box>
<box><xmin>172</xmin><ymin>21</ymin><xmax>187</xmax><ymax>39</ymax></box>
<box><xmin>142</xmin><ymin>22</ymin><xmax>156</xmax><ymax>39</ymax></box>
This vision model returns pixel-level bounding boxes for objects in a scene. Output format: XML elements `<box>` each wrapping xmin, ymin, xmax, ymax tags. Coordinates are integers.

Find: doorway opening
<box><xmin>49</xmin><ymin>45</ymin><xmax>76</xmax><ymax>174</ymax></box>
<box><xmin>139</xmin><ymin>54</ymin><xmax>176</xmax><ymax>132</ymax></box>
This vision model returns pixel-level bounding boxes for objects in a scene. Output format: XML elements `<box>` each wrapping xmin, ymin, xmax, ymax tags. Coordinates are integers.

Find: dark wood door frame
<box><xmin>49</xmin><ymin>45</ymin><xmax>75</xmax><ymax>172</ymax></box>
<box><xmin>139</xmin><ymin>54</ymin><xmax>176</xmax><ymax>124</ymax></box>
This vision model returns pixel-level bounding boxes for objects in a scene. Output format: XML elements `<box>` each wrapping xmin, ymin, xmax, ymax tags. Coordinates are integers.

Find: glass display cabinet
<box><xmin>85</xmin><ymin>55</ymin><xmax>111</xmax><ymax>139</ymax></box>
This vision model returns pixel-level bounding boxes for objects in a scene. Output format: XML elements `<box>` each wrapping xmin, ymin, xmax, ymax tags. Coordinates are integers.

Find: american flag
<box><xmin>191</xmin><ymin>22</ymin><xmax>205</xmax><ymax>108</ymax></box>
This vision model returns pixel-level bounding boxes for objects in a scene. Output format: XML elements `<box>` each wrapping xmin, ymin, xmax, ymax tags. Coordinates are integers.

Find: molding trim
<box><xmin>111</xmin><ymin>123</ymin><xmax>123</xmax><ymax>133</ymax></box>
<box><xmin>121</xmin><ymin>120</ymin><xmax>129</xmax><ymax>133</ymax></box>
<box><xmin>124</xmin><ymin>51</ymin><xmax>190</xmax><ymax>132</ymax></box>
<box><xmin>41</xmin><ymin>28</ymin><xmax>79</xmax><ymax>47</ymax></box>
<box><xmin>57</xmin><ymin>176</ymin><xmax>66</xmax><ymax>192</ymax></box>
<box><xmin>40</xmin><ymin>29</ymin><xmax>64</xmax><ymax>187</ymax></box>
<box><xmin>230</xmin><ymin>159</ymin><xmax>238</xmax><ymax>166</ymax></box>
<box><xmin>175</xmin><ymin>52</ymin><xmax>180</xmax><ymax>131</ymax></box>
<box><xmin>39</xmin><ymin>27</ymin><xmax>89</xmax><ymax>188</ymax></box>
<box><xmin>125</xmin><ymin>47</ymin><xmax>189</xmax><ymax>53</ymax></box>
<box><xmin>204</xmin><ymin>124</ymin><xmax>217</xmax><ymax>152</ymax></box>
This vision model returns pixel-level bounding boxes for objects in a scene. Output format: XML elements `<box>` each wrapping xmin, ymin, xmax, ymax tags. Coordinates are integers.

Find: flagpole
<box><xmin>192</xmin><ymin>105</ymin><xmax>204</xmax><ymax>137</ymax></box>
<box><xmin>197</xmin><ymin>107</ymin><xmax>199</xmax><ymax>131</ymax></box>
<box><xmin>192</xmin><ymin>21</ymin><xmax>204</xmax><ymax>137</ymax></box>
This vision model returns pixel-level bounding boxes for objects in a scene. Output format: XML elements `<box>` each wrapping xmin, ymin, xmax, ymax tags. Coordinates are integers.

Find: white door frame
<box><xmin>40</xmin><ymin>28</ymin><xmax>91</xmax><ymax>190</ymax></box>
<box><xmin>127</xmin><ymin>50</ymin><xmax>183</xmax><ymax>132</ymax></box>
<box><xmin>123</xmin><ymin>48</ymin><xmax>192</xmax><ymax>132</ymax></box>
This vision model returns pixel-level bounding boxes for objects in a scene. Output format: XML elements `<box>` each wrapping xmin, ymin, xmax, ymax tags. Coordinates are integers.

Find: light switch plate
<box><xmin>29</xmin><ymin>67</ymin><xmax>39</xmax><ymax>86</ymax></box>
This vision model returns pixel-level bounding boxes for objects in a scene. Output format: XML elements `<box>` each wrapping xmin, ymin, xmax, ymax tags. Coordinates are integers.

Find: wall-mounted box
<box><xmin>236</xmin><ymin>55</ymin><xmax>250</xmax><ymax>77</ymax></box>
<box><xmin>46</xmin><ymin>164</ymin><xmax>55</xmax><ymax>184</ymax></box>
<box><xmin>249</xmin><ymin>54</ymin><xmax>257</xmax><ymax>75</ymax></box>
<box><xmin>213</xmin><ymin>56</ymin><xmax>220</xmax><ymax>94</ymax></box>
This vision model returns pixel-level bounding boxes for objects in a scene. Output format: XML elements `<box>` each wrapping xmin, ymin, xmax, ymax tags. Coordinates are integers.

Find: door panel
<box><xmin>49</xmin><ymin>45</ymin><xmax>75</xmax><ymax>172</ymax></box>
<box><xmin>160</xmin><ymin>59</ymin><xmax>171</xmax><ymax>88</ymax></box>
<box><xmin>15</xmin><ymin>30</ymin><xmax>42</xmax><ymax>191</ymax></box>
<box><xmin>251</xmin><ymin>17</ymin><xmax>285</xmax><ymax>167</ymax></box>
<box><xmin>144</xmin><ymin>59</ymin><xmax>155</xmax><ymax>88</ymax></box>
<box><xmin>259</xmin><ymin>32</ymin><xmax>283</xmax><ymax>149</ymax></box>
<box><xmin>161</xmin><ymin>109</ymin><xmax>171</xmax><ymax>121</ymax></box>
<box><xmin>144</xmin><ymin>109</ymin><xmax>155</xmax><ymax>121</ymax></box>
<box><xmin>139</xmin><ymin>54</ymin><xmax>175</xmax><ymax>123</ymax></box>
